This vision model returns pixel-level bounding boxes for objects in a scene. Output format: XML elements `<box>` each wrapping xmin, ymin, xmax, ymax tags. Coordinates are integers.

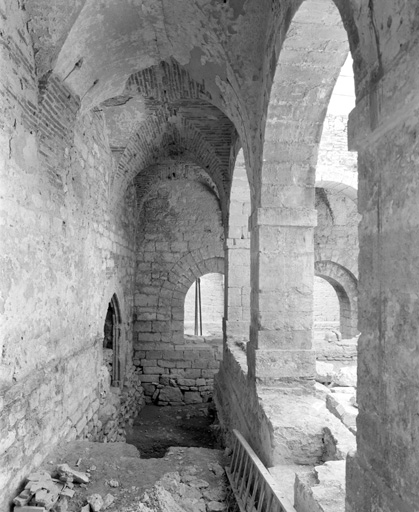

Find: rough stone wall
<box><xmin>313</xmin><ymin>277</ymin><xmax>340</xmax><ymax>325</ymax></box>
<box><xmin>315</xmin><ymin>188</ymin><xmax>359</xmax><ymax>276</ymax></box>
<box><xmin>347</xmin><ymin>46</ymin><xmax>419</xmax><ymax>509</ymax></box>
<box><xmin>313</xmin><ymin>277</ymin><xmax>340</xmax><ymax>342</ymax></box>
<box><xmin>134</xmin><ymin>172</ymin><xmax>224</xmax><ymax>404</ymax></box>
<box><xmin>0</xmin><ymin>3</ymin><xmax>142</xmax><ymax>506</ymax></box>
<box><xmin>214</xmin><ymin>345</ymin><xmax>275</xmax><ymax>467</ymax></box>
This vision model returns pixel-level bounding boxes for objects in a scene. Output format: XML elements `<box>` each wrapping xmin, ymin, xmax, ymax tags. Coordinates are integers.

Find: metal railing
<box><xmin>225</xmin><ymin>429</ymin><xmax>296</xmax><ymax>512</ymax></box>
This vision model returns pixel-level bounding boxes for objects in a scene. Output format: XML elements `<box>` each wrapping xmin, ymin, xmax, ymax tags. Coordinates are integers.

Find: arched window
<box><xmin>184</xmin><ymin>273</ymin><xmax>224</xmax><ymax>337</ymax></box>
<box><xmin>103</xmin><ymin>294</ymin><xmax>122</xmax><ymax>386</ymax></box>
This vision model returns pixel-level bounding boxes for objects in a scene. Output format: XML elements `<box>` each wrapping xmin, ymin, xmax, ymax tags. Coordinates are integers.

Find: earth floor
<box><xmin>38</xmin><ymin>403</ymin><xmax>230</xmax><ymax>511</ymax></box>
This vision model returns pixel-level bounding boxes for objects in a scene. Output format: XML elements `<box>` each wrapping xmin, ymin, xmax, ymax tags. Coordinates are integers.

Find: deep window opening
<box><xmin>103</xmin><ymin>294</ymin><xmax>121</xmax><ymax>387</ymax></box>
<box><xmin>184</xmin><ymin>273</ymin><xmax>224</xmax><ymax>337</ymax></box>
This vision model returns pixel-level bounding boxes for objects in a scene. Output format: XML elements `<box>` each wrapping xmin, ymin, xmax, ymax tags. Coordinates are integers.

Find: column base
<box><xmin>346</xmin><ymin>451</ymin><xmax>415</xmax><ymax>512</ymax></box>
<box><xmin>247</xmin><ymin>345</ymin><xmax>315</xmax><ymax>387</ymax></box>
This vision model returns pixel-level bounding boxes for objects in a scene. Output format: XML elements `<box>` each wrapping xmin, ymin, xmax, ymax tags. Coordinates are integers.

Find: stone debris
<box><xmin>134</xmin><ymin>470</ymin><xmax>227</xmax><ymax>512</ymax></box>
<box><xmin>56</xmin><ymin>464</ymin><xmax>90</xmax><ymax>484</ymax></box>
<box><xmin>315</xmin><ymin>361</ymin><xmax>336</xmax><ymax>384</ymax></box>
<box><xmin>103</xmin><ymin>494</ymin><xmax>115</xmax><ymax>508</ymax></box>
<box><xmin>12</xmin><ymin>468</ymin><xmax>77</xmax><ymax>511</ymax></box>
<box><xmin>87</xmin><ymin>493</ymin><xmax>104</xmax><ymax>511</ymax></box>
<box><xmin>208</xmin><ymin>462</ymin><xmax>224</xmax><ymax>478</ymax></box>
<box><xmin>333</xmin><ymin>366</ymin><xmax>357</xmax><ymax>387</ymax></box>
<box><xmin>13</xmin><ymin>447</ymin><xmax>228</xmax><ymax>512</ymax></box>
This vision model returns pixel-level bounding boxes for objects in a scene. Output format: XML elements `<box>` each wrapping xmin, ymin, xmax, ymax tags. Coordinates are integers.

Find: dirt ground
<box><xmin>126</xmin><ymin>403</ymin><xmax>220</xmax><ymax>458</ymax></box>
<box><xmin>38</xmin><ymin>404</ymin><xmax>229</xmax><ymax>511</ymax></box>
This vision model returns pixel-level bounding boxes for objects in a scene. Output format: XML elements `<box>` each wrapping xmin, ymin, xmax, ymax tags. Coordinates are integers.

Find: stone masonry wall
<box><xmin>315</xmin><ymin>188</ymin><xmax>359</xmax><ymax>277</ymax></box>
<box><xmin>134</xmin><ymin>172</ymin><xmax>224</xmax><ymax>404</ymax></box>
<box><xmin>314</xmin><ymin>276</ymin><xmax>340</xmax><ymax>324</ymax></box>
<box><xmin>0</xmin><ymin>4</ymin><xmax>142</xmax><ymax>506</ymax></box>
<box><xmin>226</xmin><ymin>150</ymin><xmax>251</xmax><ymax>341</ymax></box>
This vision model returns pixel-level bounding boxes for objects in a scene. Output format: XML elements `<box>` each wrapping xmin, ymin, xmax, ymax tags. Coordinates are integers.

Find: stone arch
<box><xmin>315</xmin><ymin>180</ymin><xmax>357</xmax><ymax>203</ymax></box>
<box><xmin>162</xmin><ymin>255</ymin><xmax>225</xmax><ymax>342</ymax></box>
<box><xmin>111</xmin><ymin>99</ymin><xmax>237</xmax><ymax>221</ymax></box>
<box><xmin>315</xmin><ymin>260</ymin><xmax>358</xmax><ymax>338</ymax></box>
<box><xmin>246</xmin><ymin>0</ymin><xmax>355</xmax><ymax>384</ymax></box>
<box><xmin>263</xmin><ymin>0</ymin><xmax>350</xmax><ymax>202</ymax></box>
<box><xmin>184</xmin><ymin>271</ymin><xmax>225</xmax><ymax>337</ymax></box>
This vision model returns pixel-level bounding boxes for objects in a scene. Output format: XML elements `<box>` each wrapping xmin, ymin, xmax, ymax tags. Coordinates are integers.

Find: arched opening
<box><xmin>103</xmin><ymin>294</ymin><xmax>121</xmax><ymax>387</ymax></box>
<box><xmin>184</xmin><ymin>273</ymin><xmax>224</xmax><ymax>337</ymax></box>
<box><xmin>315</xmin><ymin>260</ymin><xmax>358</xmax><ymax>339</ymax></box>
<box><xmin>313</xmin><ymin>275</ymin><xmax>341</xmax><ymax>343</ymax></box>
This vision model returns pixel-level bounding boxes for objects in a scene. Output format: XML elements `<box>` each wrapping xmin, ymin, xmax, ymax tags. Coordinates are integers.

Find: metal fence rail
<box><xmin>225</xmin><ymin>429</ymin><xmax>296</xmax><ymax>512</ymax></box>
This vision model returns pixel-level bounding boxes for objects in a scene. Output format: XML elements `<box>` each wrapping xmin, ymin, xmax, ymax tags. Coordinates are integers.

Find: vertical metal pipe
<box><xmin>194</xmin><ymin>279</ymin><xmax>199</xmax><ymax>336</ymax></box>
<box><xmin>198</xmin><ymin>277</ymin><xmax>202</xmax><ymax>336</ymax></box>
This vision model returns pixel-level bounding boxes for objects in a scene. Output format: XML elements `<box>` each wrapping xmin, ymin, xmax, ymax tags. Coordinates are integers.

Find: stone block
<box><xmin>140</xmin><ymin>375</ymin><xmax>160</xmax><ymax>383</ymax></box>
<box><xmin>184</xmin><ymin>392</ymin><xmax>203</xmax><ymax>404</ymax></box>
<box><xmin>158</xmin><ymin>386</ymin><xmax>183</xmax><ymax>403</ymax></box>
<box><xmin>147</xmin><ymin>351</ymin><xmax>163</xmax><ymax>359</ymax></box>
<box><xmin>175</xmin><ymin>361</ymin><xmax>191</xmax><ymax>368</ymax></box>
<box><xmin>143</xmin><ymin>367</ymin><xmax>164</xmax><ymax>375</ymax></box>
<box><xmin>294</xmin><ymin>461</ymin><xmax>346</xmax><ymax>512</ymax></box>
<box><xmin>184</xmin><ymin>369</ymin><xmax>202</xmax><ymax>379</ymax></box>
<box><xmin>202</xmin><ymin>370</ymin><xmax>218</xmax><ymax>378</ymax></box>
<box><xmin>315</xmin><ymin>361</ymin><xmax>335</xmax><ymax>384</ymax></box>
<box><xmin>177</xmin><ymin>378</ymin><xmax>196</xmax><ymax>386</ymax></box>
<box><xmin>15</xmin><ymin>508</ymin><xmax>46</xmax><ymax>512</ymax></box>
<box><xmin>193</xmin><ymin>361</ymin><xmax>209</xmax><ymax>369</ymax></box>
<box><xmin>333</xmin><ymin>366</ymin><xmax>357</xmax><ymax>387</ymax></box>
<box><xmin>141</xmin><ymin>359</ymin><xmax>158</xmax><ymax>367</ymax></box>
<box><xmin>158</xmin><ymin>360</ymin><xmax>176</xmax><ymax>368</ymax></box>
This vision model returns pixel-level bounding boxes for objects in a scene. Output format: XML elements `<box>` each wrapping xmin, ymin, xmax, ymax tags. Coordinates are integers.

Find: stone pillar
<box><xmin>247</xmin><ymin>205</ymin><xmax>317</xmax><ymax>386</ymax></box>
<box><xmin>225</xmin><ymin>237</ymin><xmax>251</xmax><ymax>341</ymax></box>
<box><xmin>346</xmin><ymin>51</ymin><xmax>419</xmax><ymax>512</ymax></box>
<box><xmin>225</xmin><ymin>150</ymin><xmax>252</xmax><ymax>343</ymax></box>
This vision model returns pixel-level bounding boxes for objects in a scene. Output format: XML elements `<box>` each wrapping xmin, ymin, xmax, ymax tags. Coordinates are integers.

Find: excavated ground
<box><xmin>38</xmin><ymin>403</ymin><xmax>230</xmax><ymax>511</ymax></box>
<box><xmin>126</xmin><ymin>403</ymin><xmax>219</xmax><ymax>458</ymax></box>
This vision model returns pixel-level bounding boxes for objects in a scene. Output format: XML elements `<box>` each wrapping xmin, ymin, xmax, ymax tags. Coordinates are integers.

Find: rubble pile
<box><xmin>12</xmin><ymin>466</ymin><xmax>77</xmax><ymax>511</ymax></box>
<box><xmin>12</xmin><ymin>464</ymin><xmax>116</xmax><ymax>512</ymax></box>
<box><xmin>137</xmin><ymin>465</ymin><xmax>228</xmax><ymax>512</ymax></box>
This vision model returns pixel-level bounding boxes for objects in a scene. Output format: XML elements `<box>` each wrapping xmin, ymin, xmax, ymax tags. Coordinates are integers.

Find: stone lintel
<box><xmin>248</xmin><ymin>207</ymin><xmax>317</xmax><ymax>231</ymax></box>
<box><xmin>348</xmin><ymin>42</ymin><xmax>419</xmax><ymax>152</ymax></box>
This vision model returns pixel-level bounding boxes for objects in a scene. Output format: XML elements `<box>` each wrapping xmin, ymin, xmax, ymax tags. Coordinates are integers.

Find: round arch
<box><xmin>315</xmin><ymin>260</ymin><xmax>358</xmax><ymax>339</ymax></box>
<box><xmin>184</xmin><ymin>272</ymin><xmax>225</xmax><ymax>337</ymax></box>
